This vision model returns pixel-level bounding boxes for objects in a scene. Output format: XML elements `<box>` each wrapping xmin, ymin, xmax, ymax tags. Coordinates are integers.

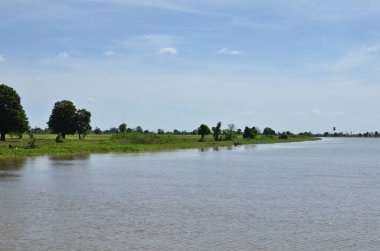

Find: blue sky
<box><xmin>2</xmin><ymin>0</ymin><xmax>380</xmax><ymax>133</ymax></box>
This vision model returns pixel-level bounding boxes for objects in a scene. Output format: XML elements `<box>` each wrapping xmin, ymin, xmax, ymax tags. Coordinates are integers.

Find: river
<box><xmin>1</xmin><ymin>138</ymin><xmax>380</xmax><ymax>250</ymax></box>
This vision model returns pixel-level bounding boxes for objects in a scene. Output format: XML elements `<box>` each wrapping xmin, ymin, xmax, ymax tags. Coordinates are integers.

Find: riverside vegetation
<box><xmin>0</xmin><ymin>83</ymin><xmax>319</xmax><ymax>160</ymax></box>
<box><xmin>0</xmin><ymin>133</ymin><xmax>318</xmax><ymax>160</ymax></box>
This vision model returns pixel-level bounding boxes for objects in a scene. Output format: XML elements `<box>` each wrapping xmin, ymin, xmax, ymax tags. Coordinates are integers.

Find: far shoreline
<box><xmin>0</xmin><ymin>134</ymin><xmax>320</xmax><ymax>161</ymax></box>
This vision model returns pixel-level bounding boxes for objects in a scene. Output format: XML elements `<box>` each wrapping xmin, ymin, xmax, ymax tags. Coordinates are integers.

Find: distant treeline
<box><xmin>29</xmin><ymin>124</ymin><xmax>290</xmax><ymax>139</ymax></box>
<box><xmin>29</xmin><ymin>126</ymin><xmax>380</xmax><ymax>138</ymax></box>
<box><xmin>315</xmin><ymin>131</ymin><xmax>380</xmax><ymax>138</ymax></box>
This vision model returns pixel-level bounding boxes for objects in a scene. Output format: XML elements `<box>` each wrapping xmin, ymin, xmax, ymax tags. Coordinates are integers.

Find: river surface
<box><xmin>1</xmin><ymin>138</ymin><xmax>380</xmax><ymax>250</ymax></box>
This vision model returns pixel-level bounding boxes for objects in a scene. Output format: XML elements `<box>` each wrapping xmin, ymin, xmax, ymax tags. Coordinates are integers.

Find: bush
<box><xmin>263</xmin><ymin>127</ymin><xmax>276</xmax><ymax>136</ymax></box>
<box><xmin>93</xmin><ymin>128</ymin><xmax>102</xmax><ymax>134</ymax></box>
<box><xmin>243</xmin><ymin>126</ymin><xmax>257</xmax><ymax>139</ymax></box>
<box><xmin>278</xmin><ymin>132</ymin><xmax>288</xmax><ymax>139</ymax></box>
<box><xmin>55</xmin><ymin>134</ymin><xmax>64</xmax><ymax>143</ymax></box>
<box><xmin>26</xmin><ymin>138</ymin><xmax>38</xmax><ymax>149</ymax></box>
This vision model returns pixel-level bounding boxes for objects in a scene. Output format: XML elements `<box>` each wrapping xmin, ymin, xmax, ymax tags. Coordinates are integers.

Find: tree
<box><xmin>251</xmin><ymin>126</ymin><xmax>258</xmax><ymax>135</ymax></box>
<box><xmin>119</xmin><ymin>123</ymin><xmax>127</xmax><ymax>133</ymax></box>
<box><xmin>278</xmin><ymin>132</ymin><xmax>288</xmax><ymax>139</ymax></box>
<box><xmin>243</xmin><ymin>126</ymin><xmax>254</xmax><ymax>139</ymax></box>
<box><xmin>135</xmin><ymin>126</ymin><xmax>143</xmax><ymax>133</ymax></box>
<box><xmin>157</xmin><ymin>129</ymin><xmax>165</xmax><ymax>134</ymax></box>
<box><xmin>263</xmin><ymin>127</ymin><xmax>276</xmax><ymax>136</ymax></box>
<box><xmin>212</xmin><ymin>122</ymin><xmax>222</xmax><ymax>141</ymax></box>
<box><xmin>93</xmin><ymin>127</ymin><xmax>102</xmax><ymax>134</ymax></box>
<box><xmin>47</xmin><ymin>100</ymin><xmax>77</xmax><ymax>138</ymax></box>
<box><xmin>76</xmin><ymin>109</ymin><xmax>92</xmax><ymax>139</ymax></box>
<box><xmin>0</xmin><ymin>84</ymin><xmax>29</xmax><ymax>141</ymax></box>
<box><xmin>243</xmin><ymin>126</ymin><xmax>258</xmax><ymax>139</ymax></box>
<box><xmin>224</xmin><ymin>124</ymin><xmax>236</xmax><ymax>140</ymax></box>
<box><xmin>30</xmin><ymin>127</ymin><xmax>44</xmax><ymax>134</ymax></box>
<box><xmin>197</xmin><ymin>124</ymin><xmax>210</xmax><ymax>141</ymax></box>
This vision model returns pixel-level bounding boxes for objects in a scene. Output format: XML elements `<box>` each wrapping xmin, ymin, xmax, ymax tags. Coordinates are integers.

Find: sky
<box><xmin>2</xmin><ymin>0</ymin><xmax>380</xmax><ymax>133</ymax></box>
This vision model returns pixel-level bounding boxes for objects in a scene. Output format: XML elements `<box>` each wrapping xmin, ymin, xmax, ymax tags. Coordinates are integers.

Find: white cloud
<box><xmin>218</xmin><ymin>48</ymin><xmax>241</xmax><ymax>56</ymax></box>
<box><xmin>58</xmin><ymin>51</ymin><xmax>70</xmax><ymax>59</ymax></box>
<box><xmin>331</xmin><ymin>44</ymin><xmax>380</xmax><ymax>71</ymax></box>
<box><xmin>0</xmin><ymin>54</ymin><xmax>4</xmax><ymax>63</ymax></box>
<box><xmin>159</xmin><ymin>47</ymin><xmax>177</xmax><ymax>55</ymax></box>
<box><xmin>104</xmin><ymin>50</ymin><xmax>115</xmax><ymax>57</ymax></box>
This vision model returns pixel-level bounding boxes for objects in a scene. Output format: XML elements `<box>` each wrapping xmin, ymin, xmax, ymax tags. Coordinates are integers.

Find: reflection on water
<box><xmin>199</xmin><ymin>145</ymin><xmax>235</xmax><ymax>152</ymax></box>
<box><xmin>0</xmin><ymin>158</ymin><xmax>26</xmax><ymax>178</ymax></box>
<box><xmin>49</xmin><ymin>154</ymin><xmax>91</xmax><ymax>167</ymax></box>
<box><xmin>0</xmin><ymin>158</ymin><xmax>26</xmax><ymax>170</ymax></box>
<box><xmin>1</xmin><ymin>138</ymin><xmax>380</xmax><ymax>250</ymax></box>
<box><xmin>49</xmin><ymin>154</ymin><xmax>90</xmax><ymax>161</ymax></box>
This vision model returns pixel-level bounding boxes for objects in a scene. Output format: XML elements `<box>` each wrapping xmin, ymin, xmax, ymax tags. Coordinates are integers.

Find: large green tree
<box><xmin>263</xmin><ymin>127</ymin><xmax>276</xmax><ymax>136</ymax></box>
<box><xmin>0</xmin><ymin>84</ymin><xmax>29</xmax><ymax>141</ymax></box>
<box><xmin>47</xmin><ymin>100</ymin><xmax>77</xmax><ymax>138</ymax></box>
<box><xmin>197</xmin><ymin>124</ymin><xmax>210</xmax><ymax>141</ymax></box>
<box><xmin>119</xmin><ymin>123</ymin><xmax>127</xmax><ymax>133</ymax></box>
<box><xmin>243</xmin><ymin>126</ymin><xmax>258</xmax><ymax>139</ymax></box>
<box><xmin>76</xmin><ymin>109</ymin><xmax>92</xmax><ymax>139</ymax></box>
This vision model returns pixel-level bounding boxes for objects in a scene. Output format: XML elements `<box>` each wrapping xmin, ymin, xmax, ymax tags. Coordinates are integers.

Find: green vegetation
<box><xmin>76</xmin><ymin>109</ymin><xmax>92</xmax><ymax>139</ymax></box>
<box><xmin>0</xmin><ymin>133</ymin><xmax>319</xmax><ymax>160</ymax></box>
<box><xmin>278</xmin><ymin>132</ymin><xmax>289</xmax><ymax>139</ymax></box>
<box><xmin>47</xmin><ymin>100</ymin><xmax>77</xmax><ymax>138</ymax></box>
<box><xmin>243</xmin><ymin>126</ymin><xmax>258</xmax><ymax>139</ymax></box>
<box><xmin>0</xmin><ymin>84</ymin><xmax>320</xmax><ymax>160</ymax></box>
<box><xmin>118</xmin><ymin>123</ymin><xmax>127</xmax><ymax>133</ymax></box>
<box><xmin>224</xmin><ymin>124</ymin><xmax>237</xmax><ymax>140</ymax></box>
<box><xmin>263</xmin><ymin>127</ymin><xmax>276</xmax><ymax>136</ymax></box>
<box><xmin>47</xmin><ymin>100</ymin><xmax>92</xmax><ymax>139</ymax></box>
<box><xmin>0</xmin><ymin>84</ymin><xmax>29</xmax><ymax>141</ymax></box>
<box><xmin>197</xmin><ymin>124</ymin><xmax>211</xmax><ymax>141</ymax></box>
<box><xmin>212</xmin><ymin>122</ymin><xmax>222</xmax><ymax>141</ymax></box>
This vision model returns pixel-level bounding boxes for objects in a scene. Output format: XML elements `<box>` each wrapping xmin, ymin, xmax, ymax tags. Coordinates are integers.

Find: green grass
<box><xmin>0</xmin><ymin>133</ymin><xmax>320</xmax><ymax>160</ymax></box>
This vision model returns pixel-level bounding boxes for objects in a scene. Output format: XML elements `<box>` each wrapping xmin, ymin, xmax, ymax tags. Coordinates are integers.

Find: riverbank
<box><xmin>0</xmin><ymin>134</ymin><xmax>320</xmax><ymax>160</ymax></box>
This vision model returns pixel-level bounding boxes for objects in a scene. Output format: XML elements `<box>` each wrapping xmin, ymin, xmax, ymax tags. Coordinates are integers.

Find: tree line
<box><xmin>89</xmin><ymin>122</ymin><xmax>282</xmax><ymax>142</ymax></box>
<box><xmin>0</xmin><ymin>83</ymin><xmax>291</xmax><ymax>142</ymax></box>
<box><xmin>0</xmin><ymin>84</ymin><xmax>92</xmax><ymax>141</ymax></box>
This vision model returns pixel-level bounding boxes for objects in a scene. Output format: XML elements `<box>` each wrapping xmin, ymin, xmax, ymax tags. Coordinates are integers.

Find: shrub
<box><xmin>93</xmin><ymin>127</ymin><xmax>102</xmax><ymax>134</ymax></box>
<box><xmin>278</xmin><ymin>132</ymin><xmax>288</xmax><ymax>139</ymax></box>
<box><xmin>26</xmin><ymin>138</ymin><xmax>38</xmax><ymax>149</ymax></box>
<box><xmin>56</xmin><ymin>134</ymin><xmax>64</xmax><ymax>143</ymax></box>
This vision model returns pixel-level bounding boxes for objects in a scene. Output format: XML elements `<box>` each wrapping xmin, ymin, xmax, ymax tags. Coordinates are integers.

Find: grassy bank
<box><xmin>0</xmin><ymin>133</ymin><xmax>320</xmax><ymax>160</ymax></box>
